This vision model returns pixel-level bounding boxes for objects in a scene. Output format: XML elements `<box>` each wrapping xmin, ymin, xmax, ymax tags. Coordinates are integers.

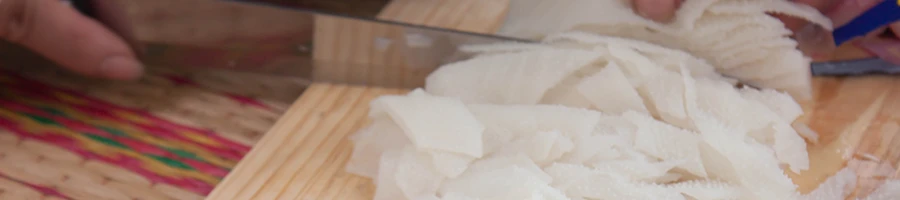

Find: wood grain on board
<box><xmin>205</xmin><ymin>84</ymin><xmax>405</xmax><ymax>200</ymax></box>
<box><xmin>207</xmin><ymin>0</ymin><xmax>900</xmax><ymax>199</ymax></box>
<box><xmin>791</xmin><ymin>76</ymin><xmax>900</xmax><ymax>196</ymax></box>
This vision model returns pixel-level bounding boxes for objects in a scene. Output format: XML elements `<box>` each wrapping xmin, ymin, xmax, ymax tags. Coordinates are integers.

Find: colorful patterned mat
<box><xmin>0</xmin><ymin>65</ymin><xmax>307</xmax><ymax>199</ymax></box>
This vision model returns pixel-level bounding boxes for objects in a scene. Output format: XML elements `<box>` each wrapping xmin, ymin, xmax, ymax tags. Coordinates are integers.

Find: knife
<box><xmin>65</xmin><ymin>0</ymin><xmax>530</xmax><ymax>89</ymax></box>
<box><xmin>67</xmin><ymin>0</ymin><xmax>898</xmax><ymax>88</ymax></box>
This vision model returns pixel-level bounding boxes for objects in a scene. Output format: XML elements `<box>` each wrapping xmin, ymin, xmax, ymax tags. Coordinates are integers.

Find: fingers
<box><xmin>823</xmin><ymin>0</ymin><xmax>884</xmax><ymax>27</ymax></box>
<box><xmin>771</xmin><ymin>0</ymin><xmax>840</xmax><ymax>32</ymax></box>
<box><xmin>792</xmin><ymin>0</ymin><xmax>841</xmax><ymax>11</ymax></box>
<box><xmin>891</xmin><ymin>22</ymin><xmax>900</xmax><ymax>38</ymax></box>
<box><xmin>0</xmin><ymin>0</ymin><xmax>143</xmax><ymax>80</ymax></box>
<box><xmin>633</xmin><ymin>0</ymin><xmax>682</xmax><ymax>22</ymax></box>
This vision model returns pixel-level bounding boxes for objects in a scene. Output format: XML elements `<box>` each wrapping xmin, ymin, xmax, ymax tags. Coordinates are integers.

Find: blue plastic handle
<box><xmin>832</xmin><ymin>0</ymin><xmax>900</xmax><ymax>46</ymax></box>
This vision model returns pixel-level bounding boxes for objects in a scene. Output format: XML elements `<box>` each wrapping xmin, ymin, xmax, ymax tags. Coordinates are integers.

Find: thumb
<box><xmin>0</xmin><ymin>0</ymin><xmax>143</xmax><ymax>80</ymax></box>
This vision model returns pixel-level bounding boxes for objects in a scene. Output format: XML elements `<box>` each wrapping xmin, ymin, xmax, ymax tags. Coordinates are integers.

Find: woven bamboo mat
<box><xmin>0</xmin><ymin>44</ymin><xmax>308</xmax><ymax>199</ymax></box>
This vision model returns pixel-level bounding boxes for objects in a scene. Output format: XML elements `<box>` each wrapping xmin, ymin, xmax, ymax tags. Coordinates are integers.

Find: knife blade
<box><xmin>235</xmin><ymin>0</ymin><xmax>900</xmax><ymax>77</ymax></box>
<box><xmin>69</xmin><ymin>0</ymin><xmax>899</xmax><ymax>89</ymax></box>
<box><xmin>67</xmin><ymin>0</ymin><xmax>531</xmax><ymax>89</ymax></box>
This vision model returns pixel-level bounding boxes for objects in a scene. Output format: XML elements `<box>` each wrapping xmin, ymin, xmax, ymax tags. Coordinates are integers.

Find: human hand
<box><xmin>0</xmin><ymin>0</ymin><xmax>143</xmax><ymax>80</ymax></box>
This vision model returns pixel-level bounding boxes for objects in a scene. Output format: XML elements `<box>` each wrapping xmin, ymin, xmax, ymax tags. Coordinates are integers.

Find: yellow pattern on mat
<box><xmin>0</xmin><ymin>108</ymin><xmax>220</xmax><ymax>185</ymax></box>
<box><xmin>0</xmin><ymin>63</ymin><xmax>305</xmax><ymax>199</ymax></box>
<box><xmin>0</xmin><ymin>129</ymin><xmax>205</xmax><ymax>200</ymax></box>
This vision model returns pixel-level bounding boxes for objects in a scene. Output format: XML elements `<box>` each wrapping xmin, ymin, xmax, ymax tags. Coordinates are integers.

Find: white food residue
<box><xmin>342</xmin><ymin>0</ymin><xmax>900</xmax><ymax>200</ymax></box>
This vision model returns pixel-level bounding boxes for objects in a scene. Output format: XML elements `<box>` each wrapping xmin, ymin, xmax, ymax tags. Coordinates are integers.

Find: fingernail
<box><xmin>636</xmin><ymin>7</ymin><xmax>653</xmax><ymax>19</ymax></box>
<box><xmin>634</xmin><ymin>3</ymin><xmax>666</xmax><ymax>22</ymax></box>
<box><xmin>638</xmin><ymin>10</ymin><xmax>669</xmax><ymax>23</ymax></box>
<box><xmin>100</xmin><ymin>56</ymin><xmax>144</xmax><ymax>80</ymax></box>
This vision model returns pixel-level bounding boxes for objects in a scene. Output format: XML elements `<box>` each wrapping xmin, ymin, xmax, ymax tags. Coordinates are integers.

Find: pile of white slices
<box><xmin>345</xmin><ymin>0</ymin><xmax>900</xmax><ymax>199</ymax></box>
<box><xmin>499</xmin><ymin>0</ymin><xmax>835</xmax><ymax>101</ymax></box>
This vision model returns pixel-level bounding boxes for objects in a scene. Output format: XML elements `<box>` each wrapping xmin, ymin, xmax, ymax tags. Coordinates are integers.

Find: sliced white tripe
<box><xmin>349</xmin><ymin>17</ymin><xmax>818</xmax><ymax>199</ymax></box>
<box><xmin>634</xmin><ymin>70</ymin><xmax>694</xmax><ymax>129</ymax></box>
<box><xmin>544</xmin><ymin>163</ymin><xmax>685</xmax><ymax>200</ymax></box>
<box><xmin>372</xmin><ymin>149</ymin><xmax>407</xmax><ymax>200</ymax></box>
<box><xmin>538</xmin><ymin>63</ymin><xmax>606</xmax><ymax>109</ymax></box>
<box><xmin>429</xmin><ymin>151</ymin><xmax>476</xmax><ymax>178</ymax></box>
<box><xmin>369</xmin><ymin>93</ymin><xmax>485</xmax><ymax>158</ymax></box>
<box><xmin>693</xmin><ymin>78</ymin><xmax>772</xmax><ymax>134</ymax></box>
<box><xmin>683</xmin><ymin>66</ymin><xmax>802</xmax><ymax>199</ymax></box>
<box><xmin>499</xmin><ymin>0</ymin><xmax>833</xmax><ymax>100</ymax></box>
<box><xmin>492</xmin><ymin>130</ymin><xmax>575</xmax><ymax>165</ymax></box>
<box><xmin>464</xmin><ymin>154</ymin><xmax>552</xmax><ymax>183</ymax></box>
<box><xmin>847</xmin><ymin>159</ymin><xmax>896</xmax><ymax>178</ymax></box>
<box><xmin>346</xmin><ymin>118</ymin><xmax>410</xmax><ymax>178</ymax></box>
<box><xmin>439</xmin><ymin>165</ymin><xmax>569</xmax><ymax>200</ymax></box>
<box><xmin>558</xmin><ymin>133</ymin><xmax>626</xmax><ymax>164</ymax></box>
<box><xmin>695</xmin><ymin>121</ymin><xmax>800</xmax><ymax>199</ymax></box>
<box><xmin>689</xmin><ymin>74</ymin><xmax>810</xmax><ymax>172</ymax></box>
<box><xmin>668</xmin><ymin>180</ymin><xmax>742</xmax><ymax>200</ymax></box>
<box><xmin>656</xmin><ymin>172</ymin><xmax>685</xmax><ymax>184</ymax></box>
<box><xmin>574</xmin><ymin>174</ymin><xmax>686</xmax><ymax>200</ymax></box>
<box><xmin>706</xmin><ymin>0</ymin><xmax>833</xmax><ymax>29</ymax></box>
<box><xmin>467</xmin><ymin>104</ymin><xmax>602</xmax><ymax>152</ymax></box>
<box><xmin>769</xmin><ymin>122</ymin><xmax>811</xmax><ymax>173</ymax></box>
<box><xmin>863</xmin><ymin>180</ymin><xmax>900</xmax><ymax>200</ymax></box>
<box><xmin>542</xmin><ymin>32</ymin><xmax>720</xmax><ymax>78</ymax></box>
<box><xmin>425</xmin><ymin>48</ymin><xmax>603</xmax><ymax>104</ymax></box>
<box><xmin>623</xmin><ymin>111</ymin><xmax>707</xmax><ymax>177</ymax></box>
<box><xmin>576</xmin><ymin>62</ymin><xmax>649</xmax><ymax>114</ymax></box>
<box><xmin>590</xmin><ymin>159</ymin><xmax>683</xmax><ymax>181</ymax></box>
<box><xmin>739</xmin><ymin>87</ymin><xmax>804</xmax><ymax>122</ymax></box>
<box><xmin>799</xmin><ymin>167</ymin><xmax>857</xmax><ymax>200</ymax></box>
<box><xmin>792</xmin><ymin>122</ymin><xmax>820</xmax><ymax>144</ymax></box>
<box><xmin>393</xmin><ymin>147</ymin><xmax>447</xmax><ymax>200</ymax></box>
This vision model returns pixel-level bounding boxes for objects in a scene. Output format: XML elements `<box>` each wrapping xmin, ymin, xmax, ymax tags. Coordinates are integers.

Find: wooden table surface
<box><xmin>206</xmin><ymin>1</ymin><xmax>900</xmax><ymax>199</ymax></box>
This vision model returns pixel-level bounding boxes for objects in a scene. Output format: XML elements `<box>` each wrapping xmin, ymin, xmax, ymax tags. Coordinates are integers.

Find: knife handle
<box><xmin>831</xmin><ymin>0</ymin><xmax>900</xmax><ymax>46</ymax></box>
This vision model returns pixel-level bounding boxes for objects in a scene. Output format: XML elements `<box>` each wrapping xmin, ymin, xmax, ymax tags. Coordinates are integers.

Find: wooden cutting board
<box><xmin>791</xmin><ymin>76</ymin><xmax>900</xmax><ymax>195</ymax></box>
<box><xmin>205</xmin><ymin>0</ymin><xmax>509</xmax><ymax>199</ymax></box>
<box><xmin>206</xmin><ymin>1</ymin><xmax>900</xmax><ymax>199</ymax></box>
